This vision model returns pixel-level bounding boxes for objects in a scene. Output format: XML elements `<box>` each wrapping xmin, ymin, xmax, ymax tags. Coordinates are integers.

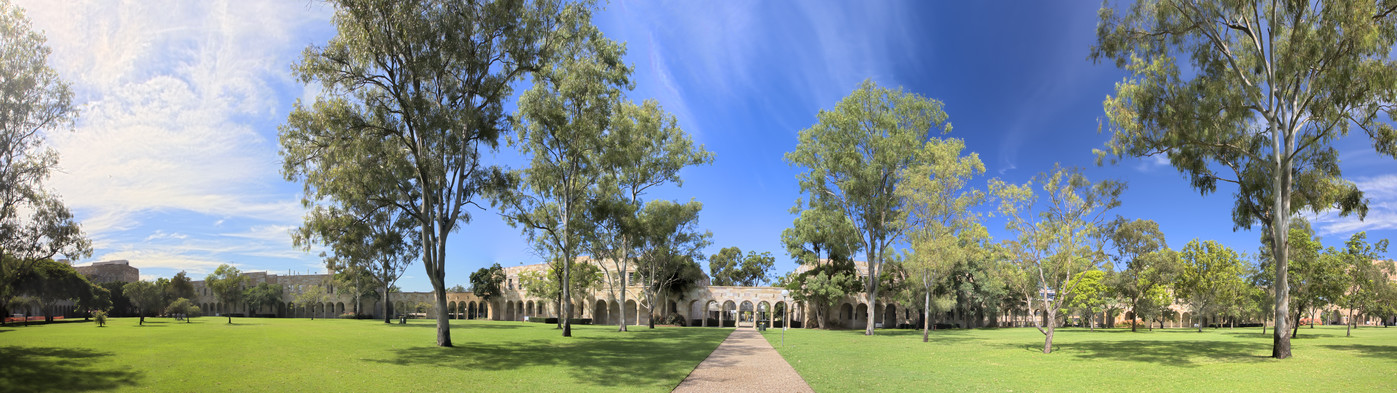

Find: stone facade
<box><xmin>74</xmin><ymin>260</ymin><xmax>139</xmax><ymax>284</ymax></box>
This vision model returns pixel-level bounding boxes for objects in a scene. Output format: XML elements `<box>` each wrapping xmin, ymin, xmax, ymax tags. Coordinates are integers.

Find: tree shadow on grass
<box><xmin>367</xmin><ymin>327</ymin><xmax>730</xmax><ymax>389</ymax></box>
<box><xmin>1019</xmin><ymin>339</ymin><xmax>1271</xmax><ymax>367</ymax></box>
<box><xmin>1319</xmin><ymin>344</ymin><xmax>1397</xmax><ymax>361</ymax></box>
<box><xmin>0</xmin><ymin>346</ymin><xmax>140</xmax><ymax>393</ymax></box>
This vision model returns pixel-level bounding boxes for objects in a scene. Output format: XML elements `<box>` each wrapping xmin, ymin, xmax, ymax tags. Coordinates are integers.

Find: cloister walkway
<box><xmin>672</xmin><ymin>327</ymin><xmax>813</xmax><ymax>393</ymax></box>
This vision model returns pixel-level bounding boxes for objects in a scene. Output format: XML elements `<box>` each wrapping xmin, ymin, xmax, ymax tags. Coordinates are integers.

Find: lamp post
<box><xmin>780</xmin><ymin>289</ymin><xmax>789</xmax><ymax>348</ymax></box>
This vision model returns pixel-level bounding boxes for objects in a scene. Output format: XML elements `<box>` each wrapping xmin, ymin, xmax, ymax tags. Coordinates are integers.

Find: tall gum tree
<box><xmin>0</xmin><ymin>0</ymin><xmax>90</xmax><ymax>315</ymax></box>
<box><xmin>897</xmin><ymin>137</ymin><xmax>987</xmax><ymax>342</ymax></box>
<box><xmin>787</xmin><ymin>79</ymin><xmax>951</xmax><ymax>336</ymax></box>
<box><xmin>280</xmin><ymin>0</ymin><xmax>579</xmax><ymax>346</ymax></box>
<box><xmin>589</xmin><ymin>99</ymin><xmax>712</xmax><ymax>332</ymax></box>
<box><xmin>490</xmin><ymin>5</ymin><xmax>625</xmax><ymax>337</ymax></box>
<box><xmin>991</xmin><ymin>165</ymin><xmax>1122</xmax><ymax>354</ymax></box>
<box><xmin>1106</xmin><ymin>218</ymin><xmax>1174</xmax><ymax>332</ymax></box>
<box><xmin>1093</xmin><ymin>0</ymin><xmax>1397</xmax><ymax>359</ymax></box>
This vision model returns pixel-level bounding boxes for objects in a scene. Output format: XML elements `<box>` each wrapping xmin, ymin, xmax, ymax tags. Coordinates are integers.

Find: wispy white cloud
<box><xmin>13</xmin><ymin>0</ymin><xmax>331</xmax><ymax>273</ymax></box>
<box><xmin>1310</xmin><ymin>175</ymin><xmax>1397</xmax><ymax>235</ymax></box>
<box><xmin>145</xmin><ymin>230</ymin><xmax>188</xmax><ymax>241</ymax></box>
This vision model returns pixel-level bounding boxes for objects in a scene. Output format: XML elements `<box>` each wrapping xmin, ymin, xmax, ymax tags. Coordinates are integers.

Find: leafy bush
<box><xmin>93</xmin><ymin>310</ymin><xmax>108</xmax><ymax>327</ymax></box>
<box><xmin>661</xmin><ymin>313</ymin><xmax>687</xmax><ymax>326</ymax></box>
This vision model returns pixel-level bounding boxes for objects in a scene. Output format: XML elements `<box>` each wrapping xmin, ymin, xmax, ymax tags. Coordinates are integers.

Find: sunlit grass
<box><xmin>762</xmin><ymin>324</ymin><xmax>1397</xmax><ymax>392</ymax></box>
<box><xmin>0</xmin><ymin>318</ymin><xmax>731</xmax><ymax>392</ymax></box>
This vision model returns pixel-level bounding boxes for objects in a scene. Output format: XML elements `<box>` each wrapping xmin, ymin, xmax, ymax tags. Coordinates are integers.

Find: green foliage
<box><xmin>293</xmin><ymin>285</ymin><xmax>329</xmax><ymax>321</ymax></box>
<box><xmin>92</xmin><ymin>310</ymin><xmax>107</xmax><ymax>327</ymax></box>
<box><xmin>13</xmin><ymin>259</ymin><xmax>98</xmax><ymax>322</ymax></box>
<box><xmin>707</xmin><ymin>247</ymin><xmax>774</xmax><ymax>287</ymax></box>
<box><xmin>781</xmin><ymin>200</ymin><xmax>861</xmax><ymax>267</ymax></box>
<box><xmin>243</xmin><ymin>283</ymin><xmax>284</xmax><ymax>316</ymax></box>
<box><xmin>1093</xmin><ymin>0</ymin><xmax>1397</xmax><ymax>358</ymax></box>
<box><xmin>168</xmin><ymin>271</ymin><xmax>195</xmax><ymax>301</ymax></box>
<box><xmin>281</xmin><ymin>0</ymin><xmax>587</xmax><ymax>346</ymax></box>
<box><xmin>633</xmin><ymin>199</ymin><xmax>711</xmax><ymax>328</ymax></box>
<box><xmin>98</xmin><ymin>281</ymin><xmax>132</xmax><ymax>317</ymax></box>
<box><xmin>0</xmin><ymin>0</ymin><xmax>92</xmax><ymax>316</ymax></box>
<box><xmin>786</xmin><ymin>79</ymin><xmax>952</xmax><ymax>335</ymax></box>
<box><xmin>205</xmin><ymin>264</ymin><xmax>245</xmax><ymax>324</ymax></box>
<box><xmin>1176</xmin><ymin>240</ymin><xmax>1248</xmax><ymax>331</ymax></box>
<box><xmin>165</xmin><ymin>298</ymin><xmax>196</xmax><ymax>323</ymax></box>
<box><xmin>784</xmin><ymin>258</ymin><xmax>863</xmax><ymax>328</ymax></box>
<box><xmin>1338</xmin><ymin>232</ymin><xmax>1393</xmax><ymax>336</ymax></box>
<box><xmin>121</xmin><ymin>281</ymin><xmax>163</xmax><ymax>326</ymax></box>
<box><xmin>991</xmin><ymin>165</ymin><xmax>1122</xmax><ymax>353</ymax></box>
<box><xmin>897</xmin><ymin>135</ymin><xmax>987</xmax><ymax>336</ymax></box>
<box><xmin>1107</xmin><ymin>219</ymin><xmax>1178</xmax><ymax>331</ymax></box>
<box><xmin>1066</xmin><ymin>270</ymin><xmax>1110</xmax><ymax>328</ymax></box>
<box><xmin>469</xmin><ymin>263</ymin><xmax>505</xmax><ymax>302</ymax></box>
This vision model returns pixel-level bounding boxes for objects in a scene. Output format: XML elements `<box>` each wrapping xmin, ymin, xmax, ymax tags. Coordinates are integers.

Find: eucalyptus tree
<box><xmin>633</xmin><ymin>199</ymin><xmax>711</xmax><ymax>329</ymax></box>
<box><xmin>294</xmin><ymin>284</ymin><xmax>329</xmax><ymax>321</ymax></box>
<box><xmin>206</xmin><ymin>264</ymin><xmax>246</xmax><ymax>324</ymax></box>
<box><xmin>787</xmin><ymin>79</ymin><xmax>952</xmax><ymax>336</ymax></box>
<box><xmin>991</xmin><ymin>165</ymin><xmax>1122</xmax><ymax>354</ymax></box>
<box><xmin>1339</xmin><ymin>232</ymin><xmax>1393</xmax><ymax>336</ymax></box>
<box><xmin>122</xmin><ymin>281</ymin><xmax>163</xmax><ymax>326</ymax></box>
<box><xmin>589</xmin><ymin>100</ymin><xmax>713</xmax><ymax>332</ymax></box>
<box><xmin>295</xmin><ymin>204</ymin><xmax>417</xmax><ymax>324</ymax></box>
<box><xmin>782</xmin><ymin>200</ymin><xmax>861</xmax><ymax>268</ymax></box>
<box><xmin>470</xmin><ymin>262</ymin><xmax>505</xmax><ymax>305</ymax></box>
<box><xmin>1094</xmin><ymin>0</ymin><xmax>1397</xmax><ymax>359</ymax></box>
<box><xmin>897</xmin><ymin>136</ymin><xmax>986</xmax><ymax>341</ymax></box>
<box><xmin>1066</xmin><ymin>270</ymin><xmax>1109</xmax><ymax>331</ymax></box>
<box><xmin>280</xmin><ymin>0</ymin><xmax>583</xmax><ymax>347</ymax></box>
<box><xmin>1107</xmin><ymin>219</ymin><xmax>1176</xmax><ymax>332</ymax></box>
<box><xmin>490</xmin><ymin>6</ymin><xmax>626</xmax><ymax>337</ymax></box>
<box><xmin>0</xmin><ymin>0</ymin><xmax>91</xmax><ymax>316</ymax></box>
<box><xmin>243</xmin><ymin>283</ymin><xmax>284</xmax><ymax>317</ymax></box>
<box><xmin>1177</xmin><ymin>240</ymin><xmax>1248</xmax><ymax>332</ymax></box>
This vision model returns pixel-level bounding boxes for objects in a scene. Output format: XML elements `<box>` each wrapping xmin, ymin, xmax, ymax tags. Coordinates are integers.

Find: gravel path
<box><xmin>672</xmin><ymin>328</ymin><xmax>814</xmax><ymax>393</ymax></box>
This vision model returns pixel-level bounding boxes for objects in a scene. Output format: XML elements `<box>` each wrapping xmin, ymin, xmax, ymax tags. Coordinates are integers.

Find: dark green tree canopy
<box><xmin>470</xmin><ymin>263</ymin><xmax>505</xmax><ymax>302</ymax></box>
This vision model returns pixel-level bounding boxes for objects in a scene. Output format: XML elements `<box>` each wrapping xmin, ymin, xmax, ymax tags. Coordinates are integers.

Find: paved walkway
<box><xmin>673</xmin><ymin>328</ymin><xmax>814</xmax><ymax>393</ymax></box>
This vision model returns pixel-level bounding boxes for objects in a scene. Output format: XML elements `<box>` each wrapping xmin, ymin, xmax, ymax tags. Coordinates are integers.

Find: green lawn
<box><xmin>0</xmin><ymin>318</ymin><xmax>731</xmax><ymax>392</ymax></box>
<box><xmin>761</xmin><ymin>324</ymin><xmax>1397</xmax><ymax>392</ymax></box>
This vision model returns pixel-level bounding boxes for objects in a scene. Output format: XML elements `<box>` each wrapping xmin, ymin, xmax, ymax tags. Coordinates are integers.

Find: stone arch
<box><xmin>625</xmin><ymin>299</ymin><xmax>638</xmax><ymax>325</ymax></box>
<box><xmin>757</xmin><ymin>301</ymin><xmax>771</xmax><ymax>325</ymax></box>
<box><xmin>337</xmin><ymin>302</ymin><xmax>345</xmax><ymax>316</ymax></box>
<box><xmin>855</xmin><ymin>303</ymin><xmax>869</xmax><ymax>329</ymax></box>
<box><xmin>839</xmin><ymin>303</ymin><xmax>854</xmax><ymax>326</ymax></box>
<box><xmin>466</xmin><ymin>302</ymin><xmax>476</xmax><ymax>319</ymax></box>
<box><xmin>883</xmin><ymin>304</ymin><xmax>897</xmax><ymax>327</ymax></box>
<box><xmin>606</xmin><ymin>299</ymin><xmax>617</xmax><ymax>324</ymax></box>
<box><xmin>722</xmin><ymin>300</ymin><xmax>737</xmax><ymax>326</ymax></box>
<box><xmin>687</xmin><ymin>299</ymin><xmax>702</xmax><ymax>323</ymax></box>
<box><xmin>525</xmin><ymin>300</ymin><xmax>534</xmax><ymax>317</ymax></box>
<box><xmin>448</xmin><ymin>301</ymin><xmax>457</xmax><ymax>319</ymax></box>
<box><xmin>704</xmin><ymin>300</ymin><xmax>719</xmax><ymax>327</ymax></box>
<box><xmin>739</xmin><ymin>301</ymin><xmax>755</xmax><ymax>324</ymax></box>
<box><xmin>593</xmin><ymin>300</ymin><xmax>608</xmax><ymax>325</ymax></box>
<box><xmin>773</xmin><ymin>301</ymin><xmax>787</xmax><ymax>327</ymax></box>
<box><xmin>480</xmin><ymin>302</ymin><xmax>489</xmax><ymax>320</ymax></box>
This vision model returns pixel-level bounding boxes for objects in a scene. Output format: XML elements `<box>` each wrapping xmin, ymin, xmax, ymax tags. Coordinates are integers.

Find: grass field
<box><xmin>761</xmin><ymin>324</ymin><xmax>1397</xmax><ymax>392</ymax></box>
<box><xmin>0</xmin><ymin>318</ymin><xmax>731</xmax><ymax>393</ymax></box>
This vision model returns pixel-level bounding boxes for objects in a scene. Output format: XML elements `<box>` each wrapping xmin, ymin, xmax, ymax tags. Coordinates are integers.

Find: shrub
<box><xmin>661</xmin><ymin>313</ymin><xmax>687</xmax><ymax>326</ymax></box>
<box><xmin>93</xmin><ymin>310</ymin><xmax>108</xmax><ymax>327</ymax></box>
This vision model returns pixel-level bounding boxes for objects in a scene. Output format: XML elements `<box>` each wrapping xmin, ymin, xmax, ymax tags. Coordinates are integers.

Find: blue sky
<box><xmin>17</xmin><ymin>1</ymin><xmax>1396</xmax><ymax>291</ymax></box>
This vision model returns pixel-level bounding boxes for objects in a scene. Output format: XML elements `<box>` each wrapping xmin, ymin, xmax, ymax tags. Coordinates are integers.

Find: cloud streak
<box><xmin>15</xmin><ymin>0</ymin><xmax>331</xmax><ymax>273</ymax></box>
